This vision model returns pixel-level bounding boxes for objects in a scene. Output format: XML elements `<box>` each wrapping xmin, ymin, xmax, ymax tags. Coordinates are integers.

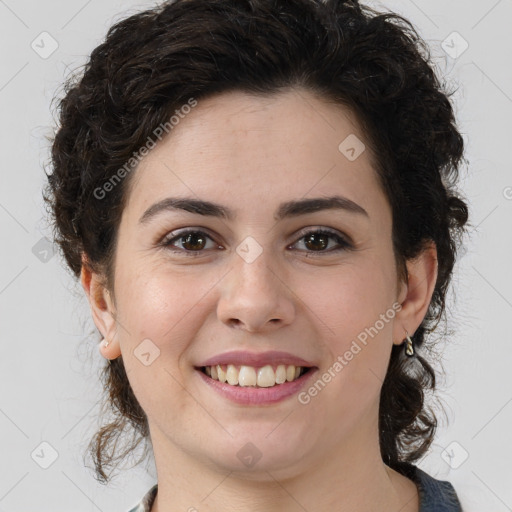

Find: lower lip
<box><xmin>195</xmin><ymin>368</ymin><xmax>318</xmax><ymax>405</ymax></box>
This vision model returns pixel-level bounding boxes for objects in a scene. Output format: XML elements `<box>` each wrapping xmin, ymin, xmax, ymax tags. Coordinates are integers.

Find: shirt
<box><xmin>127</xmin><ymin>463</ymin><xmax>462</xmax><ymax>512</ymax></box>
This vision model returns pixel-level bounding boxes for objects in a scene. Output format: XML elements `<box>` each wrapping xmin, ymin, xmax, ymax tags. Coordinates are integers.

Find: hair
<box><xmin>45</xmin><ymin>0</ymin><xmax>470</xmax><ymax>483</ymax></box>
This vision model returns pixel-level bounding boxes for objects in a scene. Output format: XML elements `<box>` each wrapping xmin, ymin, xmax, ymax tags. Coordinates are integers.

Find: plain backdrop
<box><xmin>0</xmin><ymin>0</ymin><xmax>511</xmax><ymax>510</ymax></box>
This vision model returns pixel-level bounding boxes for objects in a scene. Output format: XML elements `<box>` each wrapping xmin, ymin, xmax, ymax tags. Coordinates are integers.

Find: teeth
<box><xmin>226</xmin><ymin>364</ymin><xmax>238</xmax><ymax>385</ymax></box>
<box><xmin>202</xmin><ymin>364</ymin><xmax>307</xmax><ymax>387</ymax></box>
<box><xmin>275</xmin><ymin>365</ymin><xmax>286</xmax><ymax>384</ymax></box>
<box><xmin>257</xmin><ymin>365</ymin><xmax>276</xmax><ymax>387</ymax></box>
<box><xmin>217</xmin><ymin>364</ymin><xmax>227</xmax><ymax>383</ymax></box>
<box><xmin>239</xmin><ymin>365</ymin><xmax>257</xmax><ymax>386</ymax></box>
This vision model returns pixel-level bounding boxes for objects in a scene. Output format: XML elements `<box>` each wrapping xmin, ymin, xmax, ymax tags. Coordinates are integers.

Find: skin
<box><xmin>82</xmin><ymin>88</ymin><xmax>437</xmax><ymax>512</ymax></box>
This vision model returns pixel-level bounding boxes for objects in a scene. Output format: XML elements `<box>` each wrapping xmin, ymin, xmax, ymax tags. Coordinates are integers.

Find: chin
<box><xmin>204</xmin><ymin>431</ymin><xmax>313</xmax><ymax>478</ymax></box>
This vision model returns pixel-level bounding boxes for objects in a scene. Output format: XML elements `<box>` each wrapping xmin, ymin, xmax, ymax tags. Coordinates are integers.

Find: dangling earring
<box><xmin>404</xmin><ymin>330</ymin><xmax>414</xmax><ymax>357</ymax></box>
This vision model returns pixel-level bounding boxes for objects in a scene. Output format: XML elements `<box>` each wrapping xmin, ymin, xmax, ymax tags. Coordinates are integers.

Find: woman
<box><xmin>46</xmin><ymin>0</ymin><xmax>469</xmax><ymax>510</ymax></box>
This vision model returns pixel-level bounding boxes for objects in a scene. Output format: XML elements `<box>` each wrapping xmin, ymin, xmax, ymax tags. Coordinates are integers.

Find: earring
<box><xmin>102</xmin><ymin>338</ymin><xmax>110</xmax><ymax>348</ymax></box>
<box><xmin>404</xmin><ymin>330</ymin><xmax>414</xmax><ymax>357</ymax></box>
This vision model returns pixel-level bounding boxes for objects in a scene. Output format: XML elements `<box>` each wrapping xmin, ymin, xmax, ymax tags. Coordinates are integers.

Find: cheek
<box><xmin>114</xmin><ymin>258</ymin><xmax>215</xmax><ymax>343</ymax></box>
<box><xmin>310</xmin><ymin>256</ymin><xmax>396</xmax><ymax>346</ymax></box>
<box><xmin>306</xmin><ymin>256</ymin><xmax>396</xmax><ymax>401</ymax></box>
<box><xmin>113</xmin><ymin>256</ymin><xmax>234</xmax><ymax>404</ymax></box>
<box><xmin>113</xmin><ymin>263</ymin><xmax>215</xmax><ymax>429</ymax></box>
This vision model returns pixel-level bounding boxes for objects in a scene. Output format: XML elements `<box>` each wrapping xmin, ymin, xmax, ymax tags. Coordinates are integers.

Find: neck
<box><xmin>148</xmin><ymin>415</ymin><xmax>418</xmax><ymax>512</ymax></box>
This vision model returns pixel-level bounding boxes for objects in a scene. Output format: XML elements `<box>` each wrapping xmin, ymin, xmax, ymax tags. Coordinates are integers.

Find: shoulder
<box><xmin>127</xmin><ymin>484</ymin><xmax>158</xmax><ymax>512</ymax></box>
<box><xmin>396</xmin><ymin>462</ymin><xmax>463</xmax><ymax>512</ymax></box>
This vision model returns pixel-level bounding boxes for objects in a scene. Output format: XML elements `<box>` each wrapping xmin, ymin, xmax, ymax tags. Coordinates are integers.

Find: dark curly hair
<box><xmin>45</xmin><ymin>0</ymin><xmax>470</xmax><ymax>483</ymax></box>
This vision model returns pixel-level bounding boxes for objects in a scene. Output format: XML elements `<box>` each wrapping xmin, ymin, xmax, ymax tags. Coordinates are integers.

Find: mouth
<box><xmin>194</xmin><ymin>350</ymin><xmax>319</xmax><ymax>404</ymax></box>
<box><xmin>194</xmin><ymin>363</ymin><xmax>318</xmax><ymax>405</ymax></box>
<box><xmin>196</xmin><ymin>364</ymin><xmax>314</xmax><ymax>388</ymax></box>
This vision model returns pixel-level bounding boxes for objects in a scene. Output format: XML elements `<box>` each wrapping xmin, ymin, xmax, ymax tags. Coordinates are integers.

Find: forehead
<box><xmin>122</xmin><ymin>88</ymin><xmax>389</xmax><ymax>226</ymax></box>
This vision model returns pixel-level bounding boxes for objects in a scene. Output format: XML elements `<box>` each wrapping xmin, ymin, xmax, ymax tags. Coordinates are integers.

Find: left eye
<box><xmin>161</xmin><ymin>228</ymin><xmax>351</xmax><ymax>255</ymax></box>
<box><xmin>291</xmin><ymin>229</ymin><xmax>351</xmax><ymax>253</ymax></box>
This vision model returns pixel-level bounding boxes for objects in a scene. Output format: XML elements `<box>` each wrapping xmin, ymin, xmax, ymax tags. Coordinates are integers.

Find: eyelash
<box><xmin>160</xmin><ymin>228</ymin><xmax>353</xmax><ymax>256</ymax></box>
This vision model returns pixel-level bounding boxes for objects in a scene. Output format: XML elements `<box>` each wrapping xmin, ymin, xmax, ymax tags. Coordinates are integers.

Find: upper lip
<box><xmin>197</xmin><ymin>350</ymin><xmax>317</xmax><ymax>368</ymax></box>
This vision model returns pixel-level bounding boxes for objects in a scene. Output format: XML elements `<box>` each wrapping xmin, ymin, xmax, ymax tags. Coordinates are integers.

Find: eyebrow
<box><xmin>139</xmin><ymin>195</ymin><xmax>369</xmax><ymax>224</ymax></box>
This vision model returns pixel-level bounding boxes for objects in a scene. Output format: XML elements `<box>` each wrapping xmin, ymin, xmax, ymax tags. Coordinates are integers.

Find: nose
<box><xmin>216</xmin><ymin>249</ymin><xmax>296</xmax><ymax>333</ymax></box>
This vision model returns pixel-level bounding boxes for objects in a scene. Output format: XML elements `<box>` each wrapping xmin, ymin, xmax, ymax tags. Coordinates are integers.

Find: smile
<box><xmin>200</xmin><ymin>364</ymin><xmax>310</xmax><ymax>387</ymax></box>
<box><xmin>195</xmin><ymin>364</ymin><xmax>317</xmax><ymax>405</ymax></box>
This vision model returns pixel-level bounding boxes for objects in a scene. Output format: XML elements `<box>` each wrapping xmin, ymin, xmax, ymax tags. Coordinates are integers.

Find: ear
<box><xmin>80</xmin><ymin>255</ymin><xmax>121</xmax><ymax>360</ymax></box>
<box><xmin>392</xmin><ymin>241</ymin><xmax>438</xmax><ymax>347</ymax></box>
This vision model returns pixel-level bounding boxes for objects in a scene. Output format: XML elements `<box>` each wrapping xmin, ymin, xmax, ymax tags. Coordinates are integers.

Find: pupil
<box><xmin>184</xmin><ymin>233</ymin><xmax>205</xmax><ymax>250</ymax></box>
<box><xmin>305</xmin><ymin>233</ymin><xmax>328</xmax><ymax>251</ymax></box>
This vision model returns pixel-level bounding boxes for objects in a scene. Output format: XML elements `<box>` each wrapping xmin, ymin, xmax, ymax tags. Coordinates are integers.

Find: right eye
<box><xmin>161</xmin><ymin>229</ymin><xmax>222</xmax><ymax>255</ymax></box>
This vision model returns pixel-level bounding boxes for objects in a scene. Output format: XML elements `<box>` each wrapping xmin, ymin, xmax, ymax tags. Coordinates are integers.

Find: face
<box><xmin>89</xmin><ymin>88</ymin><xmax>422</xmax><ymax>479</ymax></box>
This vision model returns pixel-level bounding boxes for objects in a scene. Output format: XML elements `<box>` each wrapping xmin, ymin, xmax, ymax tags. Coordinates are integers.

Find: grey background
<box><xmin>0</xmin><ymin>0</ymin><xmax>511</xmax><ymax>510</ymax></box>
